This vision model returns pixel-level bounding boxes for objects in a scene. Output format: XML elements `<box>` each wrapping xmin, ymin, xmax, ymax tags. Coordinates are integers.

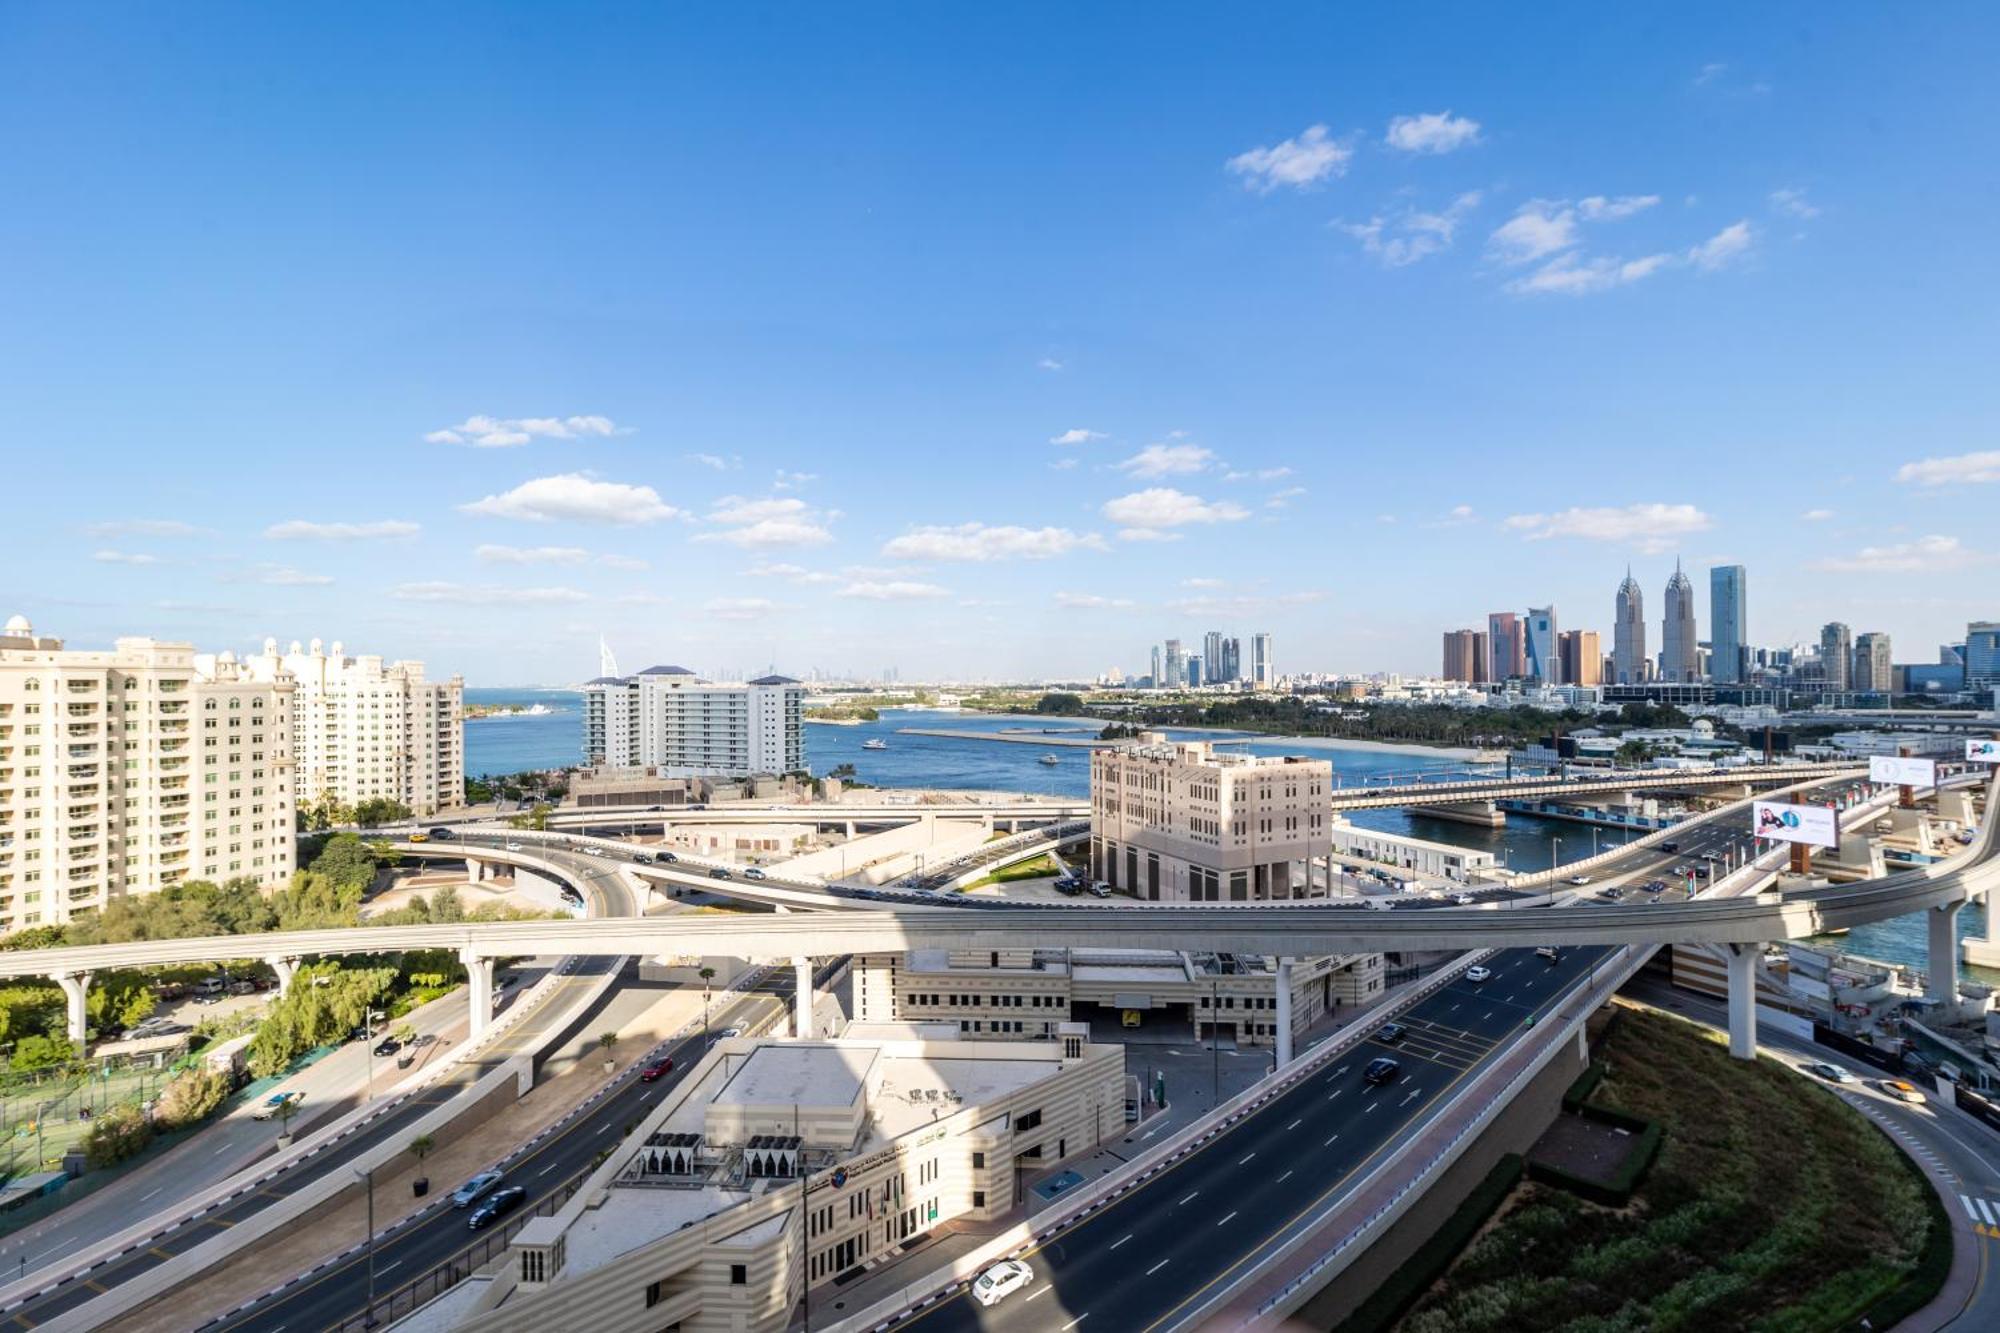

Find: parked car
<box><xmin>639</xmin><ymin>1059</ymin><xmax>674</xmax><ymax>1082</ymax></box>
<box><xmin>467</xmin><ymin>1186</ymin><xmax>527</xmax><ymax>1230</ymax></box>
<box><xmin>1805</xmin><ymin>1061</ymin><xmax>1853</xmax><ymax>1084</ymax></box>
<box><xmin>971</xmin><ymin>1259</ymin><xmax>1034</xmax><ymax>1307</ymax></box>
<box><xmin>1086</xmin><ymin>882</ymin><xmax>1111</xmax><ymax>898</ymax></box>
<box><xmin>251</xmin><ymin>1090</ymin><xmax>304</xmax><ymax>1121</ymax></box>
<box><xmin>1362</xmin><ymin>1057</ymin><xmax>1402</xmax><ymax>1086</ymax></box>
<box><xmin>451</xmin><ymin>1170</ymin><xmax>506</xmax><ymax>1208</ymax></box>
<box><xmin>1464</xmin><ymin>965</ymin><xmax>1492</xmax><ymax>983</ymax></box>
<box><xmin>1374</xmin><ymin>1023</ymin><xmax>1406</xmax><ymax>1045</ymax></box>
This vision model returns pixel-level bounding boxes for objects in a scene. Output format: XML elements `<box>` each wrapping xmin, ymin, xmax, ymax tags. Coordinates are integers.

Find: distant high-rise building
<box><xmin>1968</xmin><ymin>622</ymin><xmax>2000</xmax><ymax>689</ymax></box>
<box><xmin>1441</xmin><ymin>629</ymin><xmax>1488</xmax><ymax>683</ymax></box>
<box><xmin>1612</xmin><ymin>569</ymin><xmax>1646</xmax><ymax>685</ymax></box>
<box><xmin>1558</xmin><ymin>629</ymin><xmax>1602</xmax><ymax>686</ymax></box>
<box><xmin>1221</xmin><ymin>636</ymin><xmax>1241</xmax><ymax>683</ymax></box>
<box><xmin>1820</xmin><ymin>622</ymin><xmax>1853</xmax><ymax>691</ymax></box>
<box><xmin>1487</xmin><ymin>612</ymin><xmax>1526</xmax><ymax>681</ymax></box>
<box><xmin>583</xmin><ymin>666</ymin><xmax>805</xmax><ymax>776</ymax></box>
<box><xmin>1853</xmin><ymin>632</ymin><xmax>1893</xmax><ymax>693</ymax></box>
<box><xmin>1150</xmin><ymin>644</ymin><xmax>1163</xmax><ymax>687</ymax></box>
<box><xmin>1709</xmin><ymin>564</ymin><xmax>1747</xmax><ymax>684</ymax></box>
<box><xmin>1202</xmin><ymin>631</ymin><xmax>1224</xmax><ymax>685</ymax></box>
<box><xmin>1250</xmin><ymin>632</ymin><xmax>1274</xmax><ymax>687</ymax></box>
<box><xmin>1163</xmin><ymin>639</ymin><xmax>1185</xmax><ymax>691</ymax></box>
<box><xmin>1524</xmin><ymin>607</ymin><xmax>1560</xmax><ymax>684</ymax></box>
<box><xmin>1187</xmin><ymin>657</ymin><xmax>1203</xmax><ymax>688</ymax></box>
<box><xmin>1660</xmin><ymin>562</ymin><xmax>1699</xmax><ymax>683</ymax></box>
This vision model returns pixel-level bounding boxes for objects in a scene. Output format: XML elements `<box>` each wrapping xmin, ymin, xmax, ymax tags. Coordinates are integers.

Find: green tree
<box><xmin>82</xmin><ymin>1104</ymin><xmax>153</xmax><ymax>1168</ymax></box>
<box><xmin>352</xmin><ymin>798</ymin><xmax>413</xmax><ymax>828</ymax></box>
<box><xmin>1034</xmin><ymin>692</ymin><xmax>1086</xmax><ymax>715</ymax></box>
<box><xmin>305</xmin><ymin>833</ymin><xmax>381</xmax><ymax>896</ymax></box>
<box><xmin>154</xmin><ymin>1067</ymin><xmax>231</xmax><ymax>1130</ymax></box>
<box><xmin>429</xmin><ymin>884</ymin><xmax>465</xmax><ymax>923</ymax></box>
<box><xmin>8</xmin><ymin>1032</ymin><xmax>74</xmax><ymax>1071</ymax></box>
<box><xmin>408</xmin><ymin>1132</ymin><xmax>436</xmax><ymax>1173</ymax></box>
<box><xmin>508</xmin><ymin>802</ymin><xmax>552</xmax><ymax>831</ymax></box>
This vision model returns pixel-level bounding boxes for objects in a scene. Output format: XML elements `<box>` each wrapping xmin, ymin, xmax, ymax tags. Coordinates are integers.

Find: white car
<box><xmin>971</xmin><ymin>1258</ymin><xmax>1033</xmax><ymax>1307</ymax></box>
<box><xmin>505</xmin><ymin>841</ymin><xmax>523</xmax><ymax>851</ymax></box>
<box><xmin>1453</xmin><ymin>893</ymin><xmax>1476</xmax><ymax>906</ymax></box>
<box><xmin>1464</xmin><ymin>965</ymin><xmax>1492</xmax><ymax>983</ymax></box>
<box><xmin>1566</xmin><ymin>874</ymin><xmax>1592</xmax><ymax>886</ymax></box>
<box><xmin>584</xmin><ymin>846</ymin><xmax>605</xmax><ymax>857</ymax></box>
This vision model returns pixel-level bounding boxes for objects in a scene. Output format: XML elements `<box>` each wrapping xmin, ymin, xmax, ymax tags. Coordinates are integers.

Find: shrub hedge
<box><xmin>1331</xmin><ymin>1153</ymin><xmax>1524</xmax><ymax>1333</ymax></box>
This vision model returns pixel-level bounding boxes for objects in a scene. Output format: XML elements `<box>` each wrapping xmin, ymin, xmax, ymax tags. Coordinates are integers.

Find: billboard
<box><xmin>1753</xmin><ymin>800</ymin><xmax>1839</xmax><ymax>849</ymax></box>
<box><xmin>1969</xmin><ymin>739</ymin><xmax>2000</xmax><ymax>765</ymax></box>
<box><xmin>1869</xmin><ymin>755</ymin><xmax>1938</xmax><ymax>787</ymax></box>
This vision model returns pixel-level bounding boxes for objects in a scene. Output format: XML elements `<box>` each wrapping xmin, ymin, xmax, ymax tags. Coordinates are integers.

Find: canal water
<box><xmin>466</xmin><ymin>698</ymin><xmax>1988</xmax><ymax>980</ymax></box>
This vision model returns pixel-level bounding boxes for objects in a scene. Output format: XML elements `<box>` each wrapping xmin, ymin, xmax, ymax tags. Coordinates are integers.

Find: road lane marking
<box><xmin>1178</xmin><ymin>1191</ymin><xmax>1199</xmax><ymax>1206</ymax></box>
<box><xmin>139</xmin><ymin>1187</ymin><xmax>161</xmax><ymax>1201</ymax></box>
<box><xmin>1325</xmin><ymin>1133</ymin><xmax>1340</xmax><ymax>1146</ymax></box>
<box><xmin>1061</xmin><ymin>1316</ymin><xmax>1089</xmax><ymax>1329</ymax></box>
<box><xmin>1146</xmin><ymin>1259</ymin><xmax>1171</xmax><ymax>1275</ymax></box>
<box><xmin>1238</xmin><ymin>1153</ymin><xmax>1256</xmax><ymax>1165</ymax></box>
<box><xmin>1276</xmin><ymin>1170</ymin><xmax>1293</xmax><ymax>1183</ymax></box>
<box><xmin>1326</xmin><ymin>1090</ymin><xmax>1343</xmax><ymax>1102</ymax></box>
<box><xmin>1027</xmin><ymin>1286</ymin><xmax>1053</xmax><ymax>1302</ymax></box>
<box><xmin>1286</xmin><ymin>1119</ymin><xmax>1301</xmax><ymax>1131</ymax></box>
<box><xmin>1109</xmin><ymin>1234</ymin><xmax>1132</xmax><ymax>1250</ymax></box>
<box><xmin>1216</xmin><ymin>1211</ymin><xmax>1237</xmax><ymax>1227</ymax></box>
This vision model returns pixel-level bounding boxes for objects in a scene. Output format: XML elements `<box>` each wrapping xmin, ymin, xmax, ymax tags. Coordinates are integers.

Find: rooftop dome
<box><xmin>3</xmin><ymin>614</ymin><xmax>30</xmax><ymax>636</ymax></box>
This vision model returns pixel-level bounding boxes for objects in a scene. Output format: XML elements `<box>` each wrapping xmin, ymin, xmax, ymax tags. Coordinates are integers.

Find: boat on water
<box><xmin>862</xmin><ymin>738</ymin><xmax>888</xmax><ymax>751</ymax></box>
<box><xmin>1039</xmin><ymin>754</ymin><xmax>1060</xmax><ymax>765</ymax></box>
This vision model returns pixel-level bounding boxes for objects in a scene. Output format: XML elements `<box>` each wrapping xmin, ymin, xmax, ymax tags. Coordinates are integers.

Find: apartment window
<box><xmin>730</xmin><ymin>1263</ymin><xmax>746</xmax><ymax>1285</ymax></box>
<box><xmin>971</xmin><ymin>1152</ymin><xmax>985</xmax><ymax>1169</ymax></box>
<box><xmin>1015</xmin><ymin>1108</ymin><xmax>1042</xmax><ymax>1133</ymax></box>
<box><xmin>972</xmin><ymin>1190</ymin><xmax>986</xmax><ymax>1209</ymax></box>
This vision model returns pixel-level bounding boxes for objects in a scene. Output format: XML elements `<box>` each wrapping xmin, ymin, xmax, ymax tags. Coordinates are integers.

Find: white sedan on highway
<box><xmin>1464</xmin><ymin>965</ymin><xmax>1493</xmax><ymax>983</ymax></box>
<box><xmin>972</xmin><ymin>1259</ymin><xmax>1034</xmax><ymax>1307</ymax></box>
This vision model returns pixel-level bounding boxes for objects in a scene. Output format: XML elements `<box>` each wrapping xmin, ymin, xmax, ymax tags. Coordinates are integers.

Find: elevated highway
<box><xmin>1324</xmin><ymin>759</ymin><xmax>1859</xmax><ymax>811</ymax></box>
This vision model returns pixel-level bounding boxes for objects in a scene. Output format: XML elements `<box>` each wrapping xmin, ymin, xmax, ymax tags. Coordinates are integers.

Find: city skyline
<box><xmin>7</xmin><ymin>7</ymin><xmax>1999</xmax><ymax>683</ymax></box>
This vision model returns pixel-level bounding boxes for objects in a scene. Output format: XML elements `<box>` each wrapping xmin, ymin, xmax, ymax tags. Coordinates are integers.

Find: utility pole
<box><xmin>355</xmin><ymin>1165</ymin><xmax>378</xmax><ymax>1327</ymax></box>
<box><xmin>1211</xmin><ymin>973</ymin><xmax>1220</xmax><ymax>1108</ymax></box>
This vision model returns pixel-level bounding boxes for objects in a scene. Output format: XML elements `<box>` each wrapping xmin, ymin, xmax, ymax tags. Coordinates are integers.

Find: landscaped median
<box><xmin>1374</xmin><ymin>1003</ymin><xmax>1944</xmax><ymax>1333</ymax></box>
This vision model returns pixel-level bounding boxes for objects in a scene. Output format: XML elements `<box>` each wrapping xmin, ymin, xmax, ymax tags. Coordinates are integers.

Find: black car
<box><xmin>1660</xmin><ymin>841</ymin><xmax>1679</xmax><ymax>853</ymax></box>
<box><xmin>659</xmin><ymin>851</ymin><xmax>679</xmax><ymax>863</ymax></box>
<box><xmin>1363</xmin><ymin>1057</ymin><xmax>1401</xmax><ymax>1085</ymax></box>
<box><xmin>1374</xmin><ymin>1023</ymin><xmax>1406</xmax><ymax>1045</ymax></box>
<box><xmin>373</xmin><ymin>1037</ymin><xmax>402</xmax><ymax>1057</ymax></box>
<box><xmin>467</xmin><ymin>1185</ymin><xmax>528</xmax><ymax>1230</ymax></box>
<box><xmin>631</xmin><ymin>852</ymin><xmax>654</xmax><ymax>864</ymax></box>
<box><xmin>709</xmin><ymin>868</ymin><xmax>732</xmax><ymax>880</ymax></box>
<box><xmin>427</xmin><ymin>827</ymin><xmax>456</xmax><ymax>840</ymax></box>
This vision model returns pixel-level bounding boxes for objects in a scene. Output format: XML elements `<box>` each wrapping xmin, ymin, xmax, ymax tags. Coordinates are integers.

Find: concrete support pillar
<box><xmin>794</xmin><ymin>956</ymin><xmax>816</xmax><ymax>1039</ymax></box>
<box><xmin>1928</xmin><ymin>901</ymin><xmax>1963</xmax><ymax>1006</ymax></box>
<box><xmin>1274</xmin><ymin>958</ymin><xmax>1295</xmax><ymax>1069</ymax></box>
<box><xmin>462</xmin><ymin>949</ymin><xmax>495</xmax><ymax>1040</ymax></box>
<box><xmin>1725</xmin><ymin>944</ymin><xmax>1758</xmax><ymax>1061</ymax></box>
<box><xmin>53</xmin><ymin>972</ymin><xmax>91</xmax><ymax>1046</ymax></box>
<box><xmin>266</xmin><ymin>955</ymin><xmax>300</xmax><ymax>996</ymax></box>
<box><xmin>1986</xmin><ymin>885</ymin><xmax>2000</xmax><ymax>946</ymax></box>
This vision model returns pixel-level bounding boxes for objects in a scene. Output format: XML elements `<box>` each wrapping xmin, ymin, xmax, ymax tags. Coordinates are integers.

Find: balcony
<box><xmin>159</xmin><ymin>700</ymin><xmax>188</xmax><ymax>716</ymax></box>
<box><xmin>66</xmin><ymin>703</ymin><xmax>98</xmax><ymax>718</ymax></box>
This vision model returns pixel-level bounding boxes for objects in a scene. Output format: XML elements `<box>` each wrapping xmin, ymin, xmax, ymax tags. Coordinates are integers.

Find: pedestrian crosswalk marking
<box><xmin>1956</xmin><ymin>1195</ymin><xmax>2000</xmax><ymax>1233</ymax></box>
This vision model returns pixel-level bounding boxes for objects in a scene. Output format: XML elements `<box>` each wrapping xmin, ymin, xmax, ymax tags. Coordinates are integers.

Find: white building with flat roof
<box><xmin>237</xmin><ymin>637</ymin><xmax>462</xmax><ymax>817</ymax></box>
<box><xmin>0</xmin><ymin>617</ymin><xmax>296</xmax><ymax>931</ymax></box>
<box><xmin>443</xmin><ymin>1030</ymin><xmax>1122</xmax><ymax>1333</ymax></box>
<box><xmin>1090</xmin><ymin>733</ymin><xmax>1330</xmax><ymax>901</ymax></box>
<box><xmin>583</xmin><ymin>666</ymin><xmax>805</xmax><ymax>777</ymax></box>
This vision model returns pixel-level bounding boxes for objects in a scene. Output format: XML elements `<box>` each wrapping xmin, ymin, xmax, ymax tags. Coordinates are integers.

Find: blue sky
<box><xmin>5</xmin><ymin>4</ymin><xmax>1997</xmax><ymax>684</ymax></box>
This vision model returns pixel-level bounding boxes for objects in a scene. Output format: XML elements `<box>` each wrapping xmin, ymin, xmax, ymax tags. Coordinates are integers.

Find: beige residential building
<box><xmin>1090</xmin><ymin>734</ymin><xmax>1331</xmax><ymax>901</ymax></box>
<box><xmin>852</xmin><ymin>945</ymin><xmax>1385</xmax><ymax>1048</ymax></box>
<box><xmin>0</xmin><ymin>617</ymin><xmax>296</xmax><ymax>931</ymax></box>
<box><xmin>448</xmin><ymin>1030</ymin><xmax>1124</xmax><ymax>1333</ymax></box>
<box><xmin>239</xmin><ymin>637</ymin><xmax>462</xmax><ymax>817</ymax></box>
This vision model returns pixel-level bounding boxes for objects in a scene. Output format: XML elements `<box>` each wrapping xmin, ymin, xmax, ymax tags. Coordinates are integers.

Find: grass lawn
<box><xmin>960</xmin><ymin>854</ymin><xmax>1062</xmax><ymax>891</ymax></box>
<box><xmin>1396</xmin><ymin>1004</ymin><xmax>1937</xmax><ymax>1333</ymax></box>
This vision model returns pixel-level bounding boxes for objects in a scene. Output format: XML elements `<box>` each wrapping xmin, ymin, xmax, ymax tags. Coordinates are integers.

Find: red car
<box><xmin>639</xmin><ymin>1059</ymin><xmax>674</xmax><ymax>1082</ymax></box>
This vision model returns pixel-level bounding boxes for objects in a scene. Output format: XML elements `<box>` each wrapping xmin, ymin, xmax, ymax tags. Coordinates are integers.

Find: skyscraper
<box><xmin>1150</xmin><ymin>644</ymin><xmax>1162</xmax><ymax>687</ymax></box>
<box><xmin>1820</xmin><ymin>622</ymin><xmax>1853</xmax><ymax>690</ymax></box>
<box><xmin>1612</xmin><ymin>569</ymin><xmax>1646</xmax><ymax>685</ymax></box>
<box><xmin>1250</xmin><ymin>632</ymin><xmax>1274</xmax><ymax>687</ymax></box>
<box><xmin>1709</xmin><ymin>565</ymin><xmax>1746</xmax><ymax>684</ymax></box>
<box><xmin>1441</xmin><ymin>629</ymin><xmax>1488</xmax><ymax>683</ymax></box>
<box><xmin>1967</xmin><ymin>622</ymin><xmax>2000</xmax><ymax>689</ymax></box>
<box><xmin>1220</xmin><ymin>636</ymin><xmax>1241</xmax><ymax>683</ymax></box>
<box><xmin>1202</xmin><ymin>631</ymin><xmax>1224</xmax><ymax>685</ymax></box>
<box><xmin>1525</xmin><ymin>606</ymin><xmax>1560</xmax><ymax>684</ymax></box>
<box><xmin>1853</xmin><ymin>632</ymin><xmax>1893</xmax><ymax>693</ymax></box>
<box><xmin>1163</xmin><ymin>639</ymin><xmax>1185</xmax><ymax>691</ymax></box>
<box><xmin>1660</xmin><ymin>562</ymin><xmax>1699</xmax><ymax>683</ymax></box>
<box><xmin>1487</xmin><ymin>612</ymin><xmax>1526</xmax><ymax>681</ymax></box>
<box><xmin>1558</xmin><ymin>630</ymin><xmax>1602</xmax><ymax>686</ymax></box>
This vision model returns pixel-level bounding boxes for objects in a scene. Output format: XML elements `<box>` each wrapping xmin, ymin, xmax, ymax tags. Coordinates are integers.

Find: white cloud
<box><xmin>1800</xmin><ymin>508</ymin><xmax>1836</xmax><ymax>522</ymax></box>
<box><xmin>697</xmin><ymin>495</ymin><xmax>835</xmax><ymax>548</ymax></box>
<box><xmin>1577</xmin><ymin>195</ymin><xmax>1660</xmax><ymax>221</ymax></box>
<box><xmin>265</xmin><ymin>519</ymin><xmax>421</xmax><ymax>541</ymax></box>
<box><xmin>92</xmin><ymin>550</ymin><xmax>159</xmax><ymax>565</ymax></box>
<box><xmin>1169</xmin><ymin>590</ymin><xmax>1326</xmax><ymax>616</ymax></box>
<box><xmin>774</xmin><ymin>469</ymin><xmax>818</xmax><ymax>489</ymax></box>
<box><xmin>1266</xmin><ymin>486</ymin><xmax>1308</xmax><ymax>510</ymax></box>
<box><xmin>1227</xmin><ymin>124</ymin><xmax>1351</xmax><ymax>193</ymax></box>
<box><xmin>1489</xmin><ymin>201</ymin><xmax>1580</xmax><ymax>264</ymax></box>
<box><xmin>1221</xmin><ymin>465</ymin><xmax>1294</xmax><ymax>482</ymax></box>
<box><xmin>426</xmin><ymin>414</ymin><xmax>621</xmax><ymax>448</ymax></box>
<box><xmin>704</xmin><ymin>597</ymin><xmax>786</xmax><ymax>621</ymax></box>
<box><xmin>1182</xmin><ymin>577</ymin><xmax>1225</xmax><ymax>589</ymax></box>
<box><xmin>1505</xmin><ymin>251</ymin><xmax>1672</xmax><ymax>296</ymax></box>
<box><xmin>1340</xmin><ymin>191</ymin><xmax>1482</xmax><ymax>267</ymax></box>
<box><xmin>686</xmin><ymin>452</ymin><xmax>740</xmax><ymax>471</ymax></box>
<box><xmin>461</xmin><ymin>474</ymin><xmax>682</xmax><ymax>525</ymax></box>
<box><xmin>1102</xmin><ymin>488</ymin><xmax>1250</xmax><ymax>535</ymax></box>
<box><xmin>1770</xmin><ymin>187</ymin><xmax>1820</xmax><ymax>220</ymax></box>
<box><xmin>257</xmin><ymin>566</ymin><xmax>335</xmax><ymax>586</ymax></box>
<box><xmin>475</xmin><ymin>544</ymin><xmax>590</xmax><ymax>565</ymax></box>
<box><xmin>1384</xmin><ymin>111</ymin><xmax>1481</xmax><ymax>155</ymax></box>
<box><xmin>1119</xmin><ymin>443</ymin><xmax>1216</xmax><ymax>478</ymax></box>
<box><xmin>882</xmin><ymin>523</ymin><xmax>1106</xmax><ymax>562</ymax></box>
<box><xmin>393</xmin><ymin>581</ymin><xmax>589</xmax><ymax>605</ymax></box>
<box><xmin>1054</xmin><ymin>591</ymin><xmax>1135</xmax><ymax>610</ymax></box>
<box><xmin>1812</xmin><ymin>535</ymin><xmax>1991</xmax><ymax>575</ymax></box>
<box><xmin>1689</xmin><ymin>220</ymin><xmax>1753</xmax><ymax>271</ymax></box>
<box><xmin>1896</xmin><ymin>450</ymin><xmax>2000</xmax><ymax>486</ymax></box>
<box><xmin>598</xmin><ymin>553</ymin><xmax>649</xmax><ymax>571</ymax></box>
<box><xmin>1049</xmin><ymin>457</ymin><xmax>1080</xmax><ymax>471</ymax></box>
<box><xmin>1037</xmin><ymin>357</ymin><xmax>1065</xmax><ymax>372</ymax></box>
<box><xmin>837</xmin><ymin>580</ymin><xmax>951</xmax><ymax>601</ymax></box>
<box><xmin>749</xmin><ymin>562</ymin><xmax>839</xmax><ymax>585</ymax></box>
<box><xmin>1503</xmin><ymin>503</ymin><xmax>1713</xmax><ymax>553</ymax></box>
<box><xmin>84</xmin><ymin>519</ymin><xmax>203</xmax><ymax>538</ymax></box>
<box><xmin>1116</xmin><ymin>527</ymin><xmax>1181</xmax><ymax>543</ymax></box>
<box><xmin>1050</xmin><ymin>428</ymin><xmax>1106</xmax><ymax>446</ymax></box>
<box><xmin>1694</xmin><ymin>61</ymin><xmax>1729</xmax><ymax>86</ymax></box>
<box><xmin>1425</xmin><ymin>503</ymin><xmax>1476</xmax><ymax>528</ymax></box>
<box><xmin>612</xmin><ymin>591</ymin><xmax>670</xmax><ymax>606</ymax></box>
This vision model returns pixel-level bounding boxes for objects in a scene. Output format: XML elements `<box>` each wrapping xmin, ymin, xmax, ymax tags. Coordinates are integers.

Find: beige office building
<box><xmin>1090</xmin><ymin>734</ymin><xmax>1331</xmax><ymax>901</ymax></box>
<box><xmin>853</xmin><ymin>946</ymin><xmax>1385</xmax><ymax>1049</ymax></box>
<box><xmin>238</xmin><ymin>637</ymin><xmax>462</xmax><ymax>817</ymax></box>
<box><xmin>0</xmin><ymin>617</ymin><xmax>296</xmax><ymax>931</ymax></box>
<box><xmin>444</xmin><ymin>1030</ymin><xmax>1123</xmax><ymax>1333</ymax></box>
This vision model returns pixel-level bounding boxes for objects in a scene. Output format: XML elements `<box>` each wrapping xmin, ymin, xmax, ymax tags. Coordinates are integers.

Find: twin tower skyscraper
<box><xmin>1611</xmin><ymin>561</ymin><xmax>1746</xmax><ymax>685</ymax></box>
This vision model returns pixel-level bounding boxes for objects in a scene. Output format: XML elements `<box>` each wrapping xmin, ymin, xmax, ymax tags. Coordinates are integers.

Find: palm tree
<box><xmin>597</xmin><ymin>1030</ymin><xmax>618</xmax><ymax>1071</ymax></box>
<box><xmin>407</xmin><ymin>1132</ymin><xmax>435</xmax><ymax>1196</ymax></box>
<box><xmin>698</xmin><ymin>967</ymin><xmax>716</xmax><ymax>1040</ymax></box>
<box><xmin>275</xmin><ymin>1095</ymin><xmax>302</xmax><ymax>1143</ymax></box>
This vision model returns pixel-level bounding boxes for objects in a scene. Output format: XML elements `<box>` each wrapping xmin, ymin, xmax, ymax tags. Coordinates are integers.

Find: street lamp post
<box><xmin>355</xmin><ymin>1165</ymin><xmax>378</xmax><ymax>1327</ymax></box>
<box><xmin>1551</xmin><ymin>835</ymin><xmax>1562</xmax><ymax>872</ymax></box>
